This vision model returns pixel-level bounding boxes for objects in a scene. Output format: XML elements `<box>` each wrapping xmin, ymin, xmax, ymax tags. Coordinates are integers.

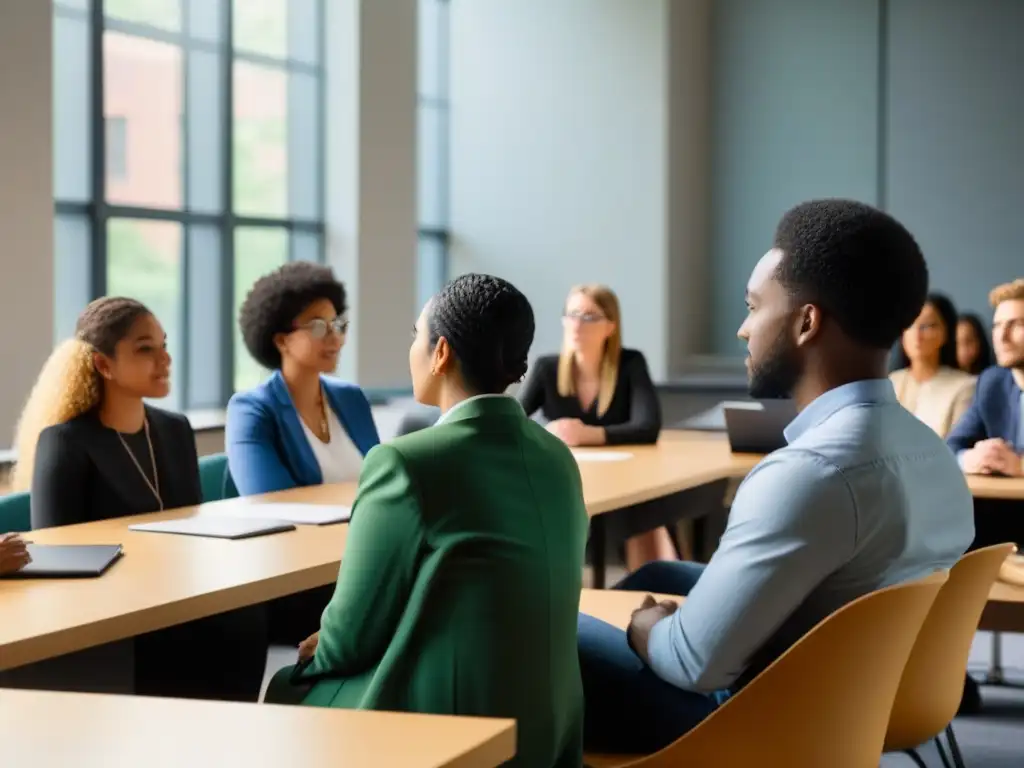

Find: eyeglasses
<box><xmin>297</xmin><ymin>317</ymin><xmax>350</xmax><ymax>339</ymax></box>
<box><xmin>563</xmin><ymin>311</ymin><xmax>607</xmax><ymax>324</ymax></box>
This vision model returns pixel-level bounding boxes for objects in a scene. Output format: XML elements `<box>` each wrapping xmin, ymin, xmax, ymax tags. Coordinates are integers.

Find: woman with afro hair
<box><xmin>227</xmin><ymin>262</ymin><xmax>379</xmax><ymax>645</ymax></box>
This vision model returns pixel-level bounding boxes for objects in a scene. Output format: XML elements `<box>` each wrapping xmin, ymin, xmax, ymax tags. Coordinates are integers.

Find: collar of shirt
<box><xmin>434</xmin><ymin>393</ymin><xmax>520</xmax><ymax>426</ymax></box>
<box><xmin>783</xmin><ymin>378</ymin><xmax>897</xmax><ymax>444</ymax></box>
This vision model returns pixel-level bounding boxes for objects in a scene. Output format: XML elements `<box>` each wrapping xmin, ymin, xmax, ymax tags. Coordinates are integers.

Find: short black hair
<box><xmin>891</xmin><ymin>292</ymin><xmax>959</xmax><ymax>370</ymax></box>
<box><xmin>428</xmin><ymin>273</ymin><xmax>535</xmax><ymax>394</ymax></box>
<box><xmin>239</xmin><ymin>262</ymin><xmax>347</xmax><ymax>370</ymax></box>
<box><xmin>774</xmin><ymin>199</ymin><xmax>928</xmax><ymax>350</ymax></box>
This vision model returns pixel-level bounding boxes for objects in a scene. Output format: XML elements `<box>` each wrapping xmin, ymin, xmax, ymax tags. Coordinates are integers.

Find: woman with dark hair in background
<box><xmin>14</xmin><ymin>296</ymin><xmax>267</xmax><ymax>701</ymax></box>
<box><xmin>956</xmin><ymin>312</ymin><xmax>994</xmax><ymax>375</ymax></box>
<box><xmin>889</xmin><ymin>292</ymin><xmax>976</xmax><ymax>437</ymax></box>
<box><xmin>266</xmin><ymin>274</ymin><xmax>588</xmax><ymax>768</ymax></box>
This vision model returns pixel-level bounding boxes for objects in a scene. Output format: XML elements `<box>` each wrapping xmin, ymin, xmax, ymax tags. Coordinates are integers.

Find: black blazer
<box><xmin>31</xmin><ymin>406</ymin><xmax>201</xmax><ymax>530</ymax></box>
<box><xmin>517</xmin><ymin>348</ymin><xmax>662</xmax><ymax>445</ymax></box>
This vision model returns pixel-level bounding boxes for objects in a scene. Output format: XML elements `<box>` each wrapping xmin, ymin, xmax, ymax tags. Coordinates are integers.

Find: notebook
<box><xmin>129</xmin><ymin>517</ymin><xmax>296</xmax><ymax>540</ymax></box>
<box><xmin>211</xmin><ymin>503</ymin><xmax>352</xmax><ymax>526</ymax></box>
<box><xmin>2</xmin><ymin>544</ymin><xmax>123</xmax><ymax>579</ymax></box>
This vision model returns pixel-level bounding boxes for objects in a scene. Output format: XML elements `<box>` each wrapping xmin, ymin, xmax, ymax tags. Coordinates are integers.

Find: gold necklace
<box><xmin>116</xmin><ymin>418</ymin><xmax>163</xmax><ymax>510</ymax></box>
<box><xmin>318</xmin><ymin>384</ymin><xmax>330</xmax><ymax>441</ymax></box>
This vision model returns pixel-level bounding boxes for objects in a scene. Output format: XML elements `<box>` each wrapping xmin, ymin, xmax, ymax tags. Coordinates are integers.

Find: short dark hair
<box><xmin>891</xmin><ymin>292</ymin><xmax>959</xmax><ymax>370</ymax></box>
<box><xmin>957</xmin><ymin>312</ymin><xmax>994</xmax><ymax>375</ymax></box>
<box><xmin>773</xmin><ymin>199</ymin><xmax>928</xmax><ymax>350</ymax></box>
<box><xmin>428</xmin><ymin>273</ymin><xmax>535</xmax><ymax>394</ymax></box>
<box><xmin>239</xmin><ymin>262</ymin><xmax>347</xmax><ymax>370</ymax></box>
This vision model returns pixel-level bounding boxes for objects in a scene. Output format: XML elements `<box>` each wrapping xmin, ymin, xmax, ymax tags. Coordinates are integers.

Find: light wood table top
<box><xmin>578</xmin><ymin>588</ymin><xmax>683</xmax><ymax>630</ymax></box>
<box><xmin>5</xmin><ymin>433</ymin><xmax>1023</xmax><ymax>671</ymax></box>
<box><xmin>661</xmin><ymin>429</ymin><xmax>1024</xmax><ymax>500</ymax></box>
<box><xmin>0</xmin><ymin>689</ymin><xmax>515</xmax><ymax>768</ymax></box>
<box><xmin>0</xmin><ymin>486</ymin><xmax>355</xmax><ymax>671</ymax></box>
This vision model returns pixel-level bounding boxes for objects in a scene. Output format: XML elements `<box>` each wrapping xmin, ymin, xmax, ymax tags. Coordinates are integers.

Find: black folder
<box><xmin>2</xmin><ymin>544</ymin><xmax>123</xmax><ymax>579</ymax></box>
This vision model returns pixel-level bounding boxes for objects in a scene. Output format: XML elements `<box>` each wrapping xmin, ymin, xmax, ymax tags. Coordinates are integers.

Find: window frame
<box><xmin>53</xmin><ymin>0</ymin><xmax>327</xmax><ymax>410</ymax></box>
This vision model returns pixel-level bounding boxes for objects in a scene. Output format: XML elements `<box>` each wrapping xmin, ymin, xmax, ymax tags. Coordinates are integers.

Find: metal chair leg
<box><xmin>945</xmin><ymin>724</ymin><xmax>968</xmax><ymax>768</ymax></box>
<box><xmin>933</xmin><ymin>735</ymin><xmax>955</xmax><ymax>768</ymax></box>
<box><xmin>984</xmin><ymin>631</ymin><xmax>1005</xmax><ymax>684</ymax></box>
<box><xmin>903</xmin><ymin>748</ymin><xmax>930</xmax><ymax>768</ymax></box>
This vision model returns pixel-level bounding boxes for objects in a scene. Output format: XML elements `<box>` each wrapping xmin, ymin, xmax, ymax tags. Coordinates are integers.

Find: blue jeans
<box><xmin>579</xmin><ymin>561</ymin><xmax>718</xmax><ymax>753</ymax></box>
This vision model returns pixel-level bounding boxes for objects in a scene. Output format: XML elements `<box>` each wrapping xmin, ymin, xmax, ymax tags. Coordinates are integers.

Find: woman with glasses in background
<box><xmin>889</xmin><ymin>292</ymin><xmax>976</xmax><ymax>437</ymax></box>
<box><xmin>518</xmin><ymin>284</ymin><xmax>677</xmax><ymax>571</ymax></box>
<box><xmin>227</xmin><ymin>261</ymin><xmax>380</xmax><ymax>644</ymax></box>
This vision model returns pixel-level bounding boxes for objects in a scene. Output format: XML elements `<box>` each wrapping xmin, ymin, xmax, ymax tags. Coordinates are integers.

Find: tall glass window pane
<box><xmin>233</xmin><ymin>62</ymin><xmax>287</xmax><ymax>218</ymax></box>
<box><xmin>418</xmin><ymin>0</ymin><xmax>445</xmax><ymax>100</ymax></box>
<box><xmin>53</xmin><ymin>13</ymin><xmax>92</xmax><ymax>202</ymax></box>
<box><xmin>233</xmin><ymin>0</ymin><xmax>287</xmax><ymax>59</ymax></box>
<box><xmin>104</xmin><ymin>33</ymin><xmax>183</xmax><ymax>209</ymax></box>
<box><xmin>287</xmin><ymin>0</ymin><xmax>319</xmax><ymax>65</ymax></box>
<box><xmin>234</xmin><ymin>226</ymin><xmax>288</xmax><ymax>391</ymax></box>
<box><xmin>187</xmin><ymin>0</ymin><xmax>224</xmax><ymax>43</ymax></box>
<box><xmin>291</xmin><ymin>230</ymin><xmax>320</xmax><ymax>264</ymax></box>
<box><xmin>54</xmin><ymin>215</ymin><xmax>92</xmax><ymax>343</ymax></box>
<box><xmin>105</xmin><ymin>0</ymin><xmax>182</xmax><ymax>32</ymax></box>
<box><xmin>187</xmin><ymin>50</ymin><xmax>224</xmax><ymax>213</ymax></box>
<box><xmin>288</xmin><ymin>71</ymin><xmax>319</xmax><ymax>220</ymax></box>
<box><xmin>107</xmin><ymin>219</ymin><xmax>184</xmax><ymax>409</ymax></box>
<box><xmin>417</xmin><ymin>236</ymin><xmax>446</xmax><ymax>313</ymax></box>
<box><xmin>418</xmin><ymin>104</ymin><xmax>447</xmax><ymax>228</ymax></box>
<box><xmin>187</xmin><ymin>225</ymin><xmax>224</xmax><ymax>407</ymax></box>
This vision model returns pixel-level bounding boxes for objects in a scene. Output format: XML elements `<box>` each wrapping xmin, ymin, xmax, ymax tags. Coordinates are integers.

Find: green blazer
<box><xmin>280</xmin><ymin>396</ymin><xmax>589</xmax><ymax>768</ymax></box>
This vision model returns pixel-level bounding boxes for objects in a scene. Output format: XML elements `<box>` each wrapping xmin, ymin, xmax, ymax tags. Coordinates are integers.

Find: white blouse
<box><xmin>299</xmin><ymin>404</ymin><xmax>364</xmax><ymax>483</ymax></box>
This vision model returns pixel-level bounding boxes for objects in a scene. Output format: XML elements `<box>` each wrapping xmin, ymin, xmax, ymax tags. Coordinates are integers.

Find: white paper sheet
<box><xmin>571</xmin><ymin>450</ymin><xmax>633</xmax><ymax>463</ymax></box>
<box><xmin>210</xmin><ymin>503</ymin><xmax>352</xmax><ymax>526</ymax></box>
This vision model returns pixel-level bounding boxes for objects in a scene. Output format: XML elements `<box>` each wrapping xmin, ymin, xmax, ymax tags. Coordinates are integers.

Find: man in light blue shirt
<box><xmin>578</xmin><ymin>199</ymin><xmax>975</xmax><ymax>754</ymax></box>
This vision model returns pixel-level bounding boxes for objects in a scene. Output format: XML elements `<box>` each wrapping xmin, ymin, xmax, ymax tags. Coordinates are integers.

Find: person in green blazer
<box><xmin>266</xmin><ymin>273</ymin><xmax>589</xmax><ymax>768</ymax></box>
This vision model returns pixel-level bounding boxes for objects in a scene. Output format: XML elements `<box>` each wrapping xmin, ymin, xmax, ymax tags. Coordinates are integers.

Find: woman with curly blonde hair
<box><xmin>12</xmin><ymin>296</ymin><xmax>268</xmax><ymax>701</ymax></box>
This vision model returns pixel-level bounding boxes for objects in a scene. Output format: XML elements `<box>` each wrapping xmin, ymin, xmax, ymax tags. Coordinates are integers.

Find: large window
<box><xmin>53</xmin><ymin>0</ymin><xmax>325</xmax><ymax>410</ymax></box>
<box><xmin>417</xmin><ymin>0</ymin><xmax>450</xmax><ymax>311</ymax></box>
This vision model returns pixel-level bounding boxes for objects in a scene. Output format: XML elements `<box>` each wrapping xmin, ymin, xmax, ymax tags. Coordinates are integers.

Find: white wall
<box><xmin>449</xmin><ymin>0</ymin><xmax>672</xmax><ymax>380</ymax></box>
<box><xmin>0</xmin><ymin>0</ymin><xmax>54</xmax><ymax>441</ymax></box>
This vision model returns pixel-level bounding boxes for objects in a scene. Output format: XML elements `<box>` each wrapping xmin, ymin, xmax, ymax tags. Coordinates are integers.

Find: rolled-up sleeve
<box><xmin>645</xmin><ymin>450</ymin><xmax>856</xmax><ymax>692</ymax></box>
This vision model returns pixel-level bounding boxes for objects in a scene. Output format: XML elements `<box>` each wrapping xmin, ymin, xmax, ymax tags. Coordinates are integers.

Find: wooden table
<box><xmin>0</xmin><ymin>689</ymin><xmax>515</xmax><ymax>768</ymax></box>
<box><xmin>4</xmin><ymin>432</ymin><xmax>1023</xmax><ymax>674</ymax></box>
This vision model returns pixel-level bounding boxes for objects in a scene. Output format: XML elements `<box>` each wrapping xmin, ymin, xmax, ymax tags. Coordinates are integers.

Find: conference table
<box><xmin>0</xmin><ymin>689</ymin><xmax>516</xmax><ymax>768</ymax></box>
<box><xmin>2</xmin><ymin>430</ymin><xmax>1022</xmax><ymax>678</ymax></box>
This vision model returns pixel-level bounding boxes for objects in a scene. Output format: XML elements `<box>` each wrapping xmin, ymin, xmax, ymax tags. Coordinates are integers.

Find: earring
<box><xmin>430</xmin><ymin>367</ymin><xmax>439</xmax><ymax>377</ymax></box>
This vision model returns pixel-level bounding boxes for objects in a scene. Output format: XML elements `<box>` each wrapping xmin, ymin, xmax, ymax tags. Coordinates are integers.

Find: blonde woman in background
<box><xmin>889</xmin><ymin>292</ymin><xmax>976</xmax><ymax>437</ymax></box>
<box><xmin>12</xmin><ymin>296</ymin><xmax>267</xmax><ymax>701</ymax></box>
<box><xmin>518</xmin><ymin>284</ymin><xmax>677</xmax><ymax>571</ymax></box>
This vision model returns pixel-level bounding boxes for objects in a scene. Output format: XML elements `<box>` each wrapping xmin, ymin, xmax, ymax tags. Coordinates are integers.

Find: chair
<box><xmin>885</xmin><ymin>544</ymin><xmax>1016</xmax><ymax>768</ymax></box>
<box><xmin>0</xmin><ymin>491</ymin><xmax>31</xmax><ymax>533</ymax></box>
<box><xmin>198</xmin><ymin>454</ymin><xmax>238</xmax><ymax>503</ymax></box>
<box><xmin>583</xmin><ymin>570</ymin><xmax>948</xmax><ymax>768</ymax></box>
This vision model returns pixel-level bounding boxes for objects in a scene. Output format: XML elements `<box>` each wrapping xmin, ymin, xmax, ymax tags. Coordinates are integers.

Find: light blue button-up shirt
<box><xmin>646</xmin><ymin>379</ymin><xmax>975</xmax><ymax>694</ymax></box>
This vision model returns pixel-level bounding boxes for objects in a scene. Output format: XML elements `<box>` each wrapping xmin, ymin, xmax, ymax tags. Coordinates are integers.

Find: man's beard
<box><xmin>748</xmin><ymin>330</ymin><xmax>801</xmax><ymax>400</ymax></box>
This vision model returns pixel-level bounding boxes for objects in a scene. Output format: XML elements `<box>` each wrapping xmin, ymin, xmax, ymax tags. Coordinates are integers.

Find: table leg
<box><xmin>590</xmin><ymin>516</ymin><xmax>607</xmax><ymax>590</ymax></box>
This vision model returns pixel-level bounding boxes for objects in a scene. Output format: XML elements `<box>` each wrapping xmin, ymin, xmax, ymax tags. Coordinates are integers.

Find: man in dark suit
<box><xmin>947</xmin><ymin>278</ymin><xmax>1024</xmax><ymax>478</ymax></box>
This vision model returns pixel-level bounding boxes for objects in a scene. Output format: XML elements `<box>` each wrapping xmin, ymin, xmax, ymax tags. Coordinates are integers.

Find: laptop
<box><xmin>129</xmin><ymin>516</ymin><xmax>296</xmax><ymax>540</ymax></box>
<box><xmin>723</xmin><ymin>399</ymin><xmax>796</xmax><ymax>454</ymax></box>
<box><xmin>2</xmin><ymin>544</ymin><xmax>123</xmax><ymax>579</ymax></box>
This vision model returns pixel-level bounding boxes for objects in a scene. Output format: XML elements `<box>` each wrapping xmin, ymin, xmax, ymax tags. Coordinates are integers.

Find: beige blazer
<box><xmin>889</xmin><ymin>366</ymin><xmax>977</xmax><ymax>438</ymax></box>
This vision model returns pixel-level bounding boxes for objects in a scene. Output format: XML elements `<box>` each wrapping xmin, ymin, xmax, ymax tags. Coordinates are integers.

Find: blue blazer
<box><xmin>946</xmin><ymin>366</ymin><xmax>1022</xmax><ymax>455</ymax></box>
<box><xmin>226</xmin><ymin>370</ymin><xmax>380</xmax><ymax>496</ymax></box>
